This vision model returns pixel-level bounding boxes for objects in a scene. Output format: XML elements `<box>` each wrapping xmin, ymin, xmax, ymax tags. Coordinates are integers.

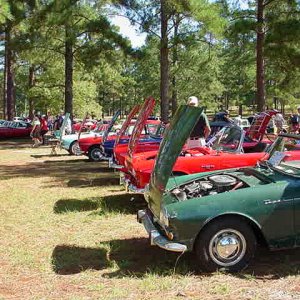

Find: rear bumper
<box><xmin>137</xmin><ymin>209</ymin><xmax>187</xmax><ymax>253</ymax></box>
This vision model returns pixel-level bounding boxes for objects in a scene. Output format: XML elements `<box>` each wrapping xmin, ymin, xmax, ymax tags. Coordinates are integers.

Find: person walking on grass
<box><xmin>30</xmin><ymin>114</ymin><xmax>42</xmax><ymax>147</ymax></box>
<box><xmin>40</xmin><ymin>115</ymin><xmax>49</xmax><ymax>145</ymax></box>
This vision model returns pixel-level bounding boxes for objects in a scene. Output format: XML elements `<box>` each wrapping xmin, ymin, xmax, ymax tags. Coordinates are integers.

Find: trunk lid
<box><xmin>146</xmin><ymin>105</ymin><xmax>203</xmax><ymax>216</ymax></box>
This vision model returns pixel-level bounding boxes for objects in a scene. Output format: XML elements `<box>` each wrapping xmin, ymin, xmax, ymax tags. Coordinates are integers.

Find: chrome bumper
<box><xmin>119</xmin><ymin>171</ymin><xmax>126</xmax><ymax>185</ymax></box>
<box><xmin>127</xmin><ymin>184</ymin><xmax>145</xmax><ymax>194</ymax></box>
<box><xmin>137</xmin><ymin>209</ymin><xmax>187</xmax><ymax>253</ymax></box>
<box><xmin>119</xmin><ymin>172</ymin><xmax>144</xmax><ymax>193</ymax></box>
<box><xmin>108</xmin><ymin>158</ymin><xmax>124</xmax><ymax>169</ymax></box>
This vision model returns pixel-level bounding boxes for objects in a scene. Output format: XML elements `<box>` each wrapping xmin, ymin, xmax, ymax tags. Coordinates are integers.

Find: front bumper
<box><xmin>137</xmin><ymin>209</ymin><xmax>187</xmax><ymax>253</ymax></box>
<box><xmin>119</xmin><ymin>172</ymin><xmax>145</xmax><ymax>193</ymax></box>
<box><xmin>127</xmin><ymin>184</ymin><xmax>145</xmax><ymax>194</ymax></box>
<box><xmin>108</xmin><ymin>157</ymin><xmax>123</xmax><ymax>169</ymax></box>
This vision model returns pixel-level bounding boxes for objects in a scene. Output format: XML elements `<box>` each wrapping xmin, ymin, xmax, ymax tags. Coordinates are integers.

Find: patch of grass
<box><xmin>210</xmin><ymin>283</ymin><xmax>230</xmax><ymax>295</ymax></box>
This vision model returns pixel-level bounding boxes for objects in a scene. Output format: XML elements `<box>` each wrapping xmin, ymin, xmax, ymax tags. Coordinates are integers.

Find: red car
<box><xmin>72</xmin><ymin>120</ymin><xmax>97</xmax><ymax>132</ymax></box>
<box><xmin>122</xmin><ymin>110</ymin><xmax>287</xmax><ymax>192</ymax></box>
<box><xmin>0</xmin><ymin>121</ymin><xmax>32</xmax><ymax>138</ymax></box>
<box><xmin>78</xmin><ymin>123</ymin><xmax>119</xmax><ymax>161</ymax></box>
<box><xmin>111</xmin><ymin>97</ymin><xmax>161</xmax><ymax>168</ymax></box>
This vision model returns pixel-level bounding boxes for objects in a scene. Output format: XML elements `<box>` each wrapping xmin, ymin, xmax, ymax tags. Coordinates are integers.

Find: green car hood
<box><xmin>147</xmin><ymin>105</ymin><xmax>203</xmax><ymax>216</ymax></box>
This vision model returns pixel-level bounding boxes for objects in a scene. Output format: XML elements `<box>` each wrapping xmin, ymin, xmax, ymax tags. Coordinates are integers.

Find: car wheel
<box><xmin>195</xmin><ymin>218</ymin><xmax>256</xmax><ymax>272</ymax></box>
<box><xmin>88</xmin><ymin>145</ymin><xmax>103</xmax><ymax>161</ymax></box>
<box><xmin>70</xmin><ymin>141</ymin><xmax>81</xmax><ymax>156</ymax></box>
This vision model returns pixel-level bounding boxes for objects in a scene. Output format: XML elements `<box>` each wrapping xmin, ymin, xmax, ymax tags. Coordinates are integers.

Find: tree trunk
<box><xmin>239</xmin><ymin>104</ymin><xmax>243</xmax><ymax>116</ymax></box>
<box><xmin>256</xmin><ymin>0</ymin><xmax>265</xmax><ymax>112</ymax></box>
<box><xmin>65</xmin><ymin>25</ymin><xmax>73</xmax><ymax>116</ymax></box>
<box><xmin>28</xmin><ymin>65</ymin><xmax>35</xmax><ymax>120</ymax></box>
<box><xmin>160</xmin><ymin>0</ymin><xmax>169</xmax><ymax>123</ymax></box>
<box><xmin>171</xmin><ymin>15</ymin><xmax>179</xmax><ymax>116</ymax></box>
<box><xmin>6</xmin><ymin>26</ymin><xmax>15</xmax><ymax>120</ymax></box>
<box><xmin>2</xmin><ymin>31</ymin><xmax>7</xmax><ymax>119</ymax></box>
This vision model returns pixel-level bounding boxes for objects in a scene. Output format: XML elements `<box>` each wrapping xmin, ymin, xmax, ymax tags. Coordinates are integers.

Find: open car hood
<box><xmin>247</xmin><ymin>110</ymin><xmax>278</xmax><ymax>141</ymax></box>
<box><xmin>148</xmin><ymin>105</ymin><xmax>203</xmax><ymax>202</ymax></box>
<box><xmin>128</xmin><ymin>97</ymin><xmax>156</xmax><ymax>158</ymax></box>
<box><xmin>113</xmin><ymin>105</ymin><xmax>140</xmax><ymax>150</ymax></box>
<box><xmin>102</xmin><ymin>109</ymin><xmax>121</xmax><ymax>143</ymax></box>
<box><xmin>77</xmin><ymin>113</ymin><xmax>88</xmax><ymax>140</ymax></box>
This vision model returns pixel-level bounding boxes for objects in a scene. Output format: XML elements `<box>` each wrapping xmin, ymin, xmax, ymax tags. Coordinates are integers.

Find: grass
<box><xmin>0</xmin><ymin>138</ymin><xmax>300</xmax><ymax>299</ymax></box>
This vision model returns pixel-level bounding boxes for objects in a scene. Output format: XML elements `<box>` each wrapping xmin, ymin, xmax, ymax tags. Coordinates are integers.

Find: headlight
<box><xmin>159</xmin><ymin>206</ymin><xmax>169</xmax><ymax>227</ymax></box>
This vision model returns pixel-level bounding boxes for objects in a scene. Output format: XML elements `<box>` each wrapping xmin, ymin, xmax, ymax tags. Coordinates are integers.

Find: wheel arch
<box><xmin>69</xmin><ymin>139</ymin><xmax>77</xmax><ymax>150</ymax></box>
<box><xmin>192</xmin><ymin>213</ymin><xmax>268</xmax><ymax>251</ymax></box>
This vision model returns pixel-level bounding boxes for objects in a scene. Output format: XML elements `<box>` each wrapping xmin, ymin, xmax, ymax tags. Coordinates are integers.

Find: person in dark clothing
<box><xmin>186</xmin><ymin>96</ymin><xmax>211</xmax><ymax>148</ymax></box>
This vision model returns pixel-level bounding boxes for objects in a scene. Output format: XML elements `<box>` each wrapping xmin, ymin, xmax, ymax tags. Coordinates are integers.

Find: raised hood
<box><xmin>146</xmin><ymin>105</ymin><xmax>203</xmax><ymax>212</ymax></box>
<box><xmin>102</xmin><ymin>109</ymin><xmax>121</xmax><ymax>143</ymax></box>
<box><xmin>247</xmin><ymin>110</ymin><xmax>278</xmax><ymax>141</ymax></box>
<box><xmin>113</xmin><ymin>105</ymin><xmax>140</xmax><ymax>150</ymax></box>
<box><xmin>128</xmin><ymin>97</ymin><xmax>156</xmax><ymax>158</ymax></box>
<box><xmin>77</xmin><ymin>113</ymin><xmax>88</xmax><ymax>140</ymax></box>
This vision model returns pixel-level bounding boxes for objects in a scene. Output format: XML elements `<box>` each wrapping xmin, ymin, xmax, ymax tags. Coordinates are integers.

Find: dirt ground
<box><xmin>0</xmin><ymin>139</ymin><xmax>299</xmax><ymax>300</ymax></box>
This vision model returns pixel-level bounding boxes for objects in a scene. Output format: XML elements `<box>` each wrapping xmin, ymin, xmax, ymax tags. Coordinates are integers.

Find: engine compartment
<box><xmin>171</xmin><ymin>174</ymin><xmax>246</xmax><ymax>201</ymax></box>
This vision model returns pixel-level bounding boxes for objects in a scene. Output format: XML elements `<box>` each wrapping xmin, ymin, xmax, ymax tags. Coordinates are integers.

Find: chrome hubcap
<box><xmin>209</xmin><ymin>228</ymin><xmax>246</xmax><ymax>267</ymax></box>
<box><xmin>92</xmin><ymin>149</ymin><xmax>103</xmax><ymax>160</ymax></box>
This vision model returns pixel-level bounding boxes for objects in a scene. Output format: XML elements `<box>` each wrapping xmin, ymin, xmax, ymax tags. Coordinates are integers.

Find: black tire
<box><xmin>88</xmin><ymin>145</ymin><xmax>103</xmax><ymax>161</ymax></box>
<box><xmin>69</xmin><ymin>141</ymin><xmax>81</xmax><ymax>156</ymax></box>
<box><xmin>195</xmin><ymin>217</ymin><xmax>256</xmax><ymax>272</ymax></box>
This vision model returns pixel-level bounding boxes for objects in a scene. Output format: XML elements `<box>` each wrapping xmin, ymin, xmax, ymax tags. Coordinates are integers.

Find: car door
<box><xmin>292</xmin><ymin>180</ymin><xmax>300</xmax><ymax>246</ymax></box>
<box><xmin>257</xmin><ymin>181</ymin><xmax>295</xmax><ymax>249</ymax></box>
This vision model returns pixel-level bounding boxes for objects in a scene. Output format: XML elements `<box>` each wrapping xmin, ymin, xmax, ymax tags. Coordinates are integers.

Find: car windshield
<box><xmin>149</xmin><ymin>123</ymin><xmax>165</xmax><ymax>138</ymax></box>
<box><xmin>264</xmin><ymin>134</ymin><xmax>300</xmax><ymax>176</ymax></box>
<box><xmin>268</xmin><ymin>134</ymin><xmax>300</xmax><ymax>154</ymax></box>
<box><xmin>209</xmin><ymin>126</ymin><xmax>243</xmax><ymax>153</ymax></box>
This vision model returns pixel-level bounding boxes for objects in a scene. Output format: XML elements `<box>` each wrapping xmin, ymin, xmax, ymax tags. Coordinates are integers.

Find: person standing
<box><xmin>288</xmin><ymin>106</ymin><xmax>300</xmax><ymax>133</ymax></box>
<box><xmin>40</xmin><ymin>115</ymin><xmax>49</xmax><ymax>144</ymax></box>
<box><xmin>186</xmin><ymin>96</ymin><xmax>211</xmax><ymax>148</ymax></box>
<box><xmin>30</xmin><ymin>114</ymin><xmax>41</xmax><ymax>147</ymax></box>
<box><xmin>273</xmin><ymin>113</ymin><xmax>285</xmax><ymax>134</ymax></box>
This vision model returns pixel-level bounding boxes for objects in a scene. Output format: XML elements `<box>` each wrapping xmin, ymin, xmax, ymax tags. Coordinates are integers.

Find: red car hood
<box><xmin>113</xmin><ymin>105</ymin><xmax>140</xmax><ymax>151</ymax></box>
<box><xmin>247</xmin><ymin>110</ymin><xmax>278</xmax><ymax>141</ymax></box>
<box><xmin>127</xmin><ymin>97</ymin><xmax>156</xmax><ymax>158</ymax></box>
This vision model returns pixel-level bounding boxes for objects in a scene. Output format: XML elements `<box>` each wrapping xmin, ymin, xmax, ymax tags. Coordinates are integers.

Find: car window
<box><xmin>212</xmin><ymin>126</ymin><xmax>243</xmax><ymax>153</ymax></box>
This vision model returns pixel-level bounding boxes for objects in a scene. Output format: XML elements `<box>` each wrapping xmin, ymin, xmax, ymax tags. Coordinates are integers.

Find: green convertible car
<box><xmin>138</xmin><ymin>105</ymin><xmax>300</xmax><ymax>272</ymax></box>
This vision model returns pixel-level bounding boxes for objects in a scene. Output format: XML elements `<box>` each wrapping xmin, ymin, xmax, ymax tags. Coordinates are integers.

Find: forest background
<box><xmin>0</xmin><ymin>0</ymin><xmax>300</xmax><ymax>122</ymax></box>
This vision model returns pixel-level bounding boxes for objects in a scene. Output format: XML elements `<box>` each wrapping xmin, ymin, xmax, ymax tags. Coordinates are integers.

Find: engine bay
<box><xmin>171</xmin><ymin>174</ymin><xmax>247</xmax><ymax>201</ymax></box>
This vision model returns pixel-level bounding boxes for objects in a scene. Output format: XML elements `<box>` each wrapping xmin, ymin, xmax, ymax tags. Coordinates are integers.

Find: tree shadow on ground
<box><xmin>31</xmin><ymin>154</ymin><xmax>70</xmax><ymax>158</ymax></box>
<box><xmin>52</xmin><ymin>238</ymin><xmax>300</xmax><ymax>278</ymax></box>
<box><xmin>67</xmin><ymin>177</ymin><xmax>119</xmax><ymax>187</ymax></box>
<box><xmin>0</xmin><ymin>138</ymin><xmax>32</xmax><ymax>149</ymax></box>
<box><xmin>54</xmin><ymin>194</ymin><xmax>146</xmax><ymax>215</ymax></box>
<box><xmin>0</xmin><ymin>157</ymin><xmax>115</xmax><ymax>184</ymax></box>
<box><xmin>52</xmin><ymin>245</ymin><xmax>113</xmax><ymax>275</ymax></box>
